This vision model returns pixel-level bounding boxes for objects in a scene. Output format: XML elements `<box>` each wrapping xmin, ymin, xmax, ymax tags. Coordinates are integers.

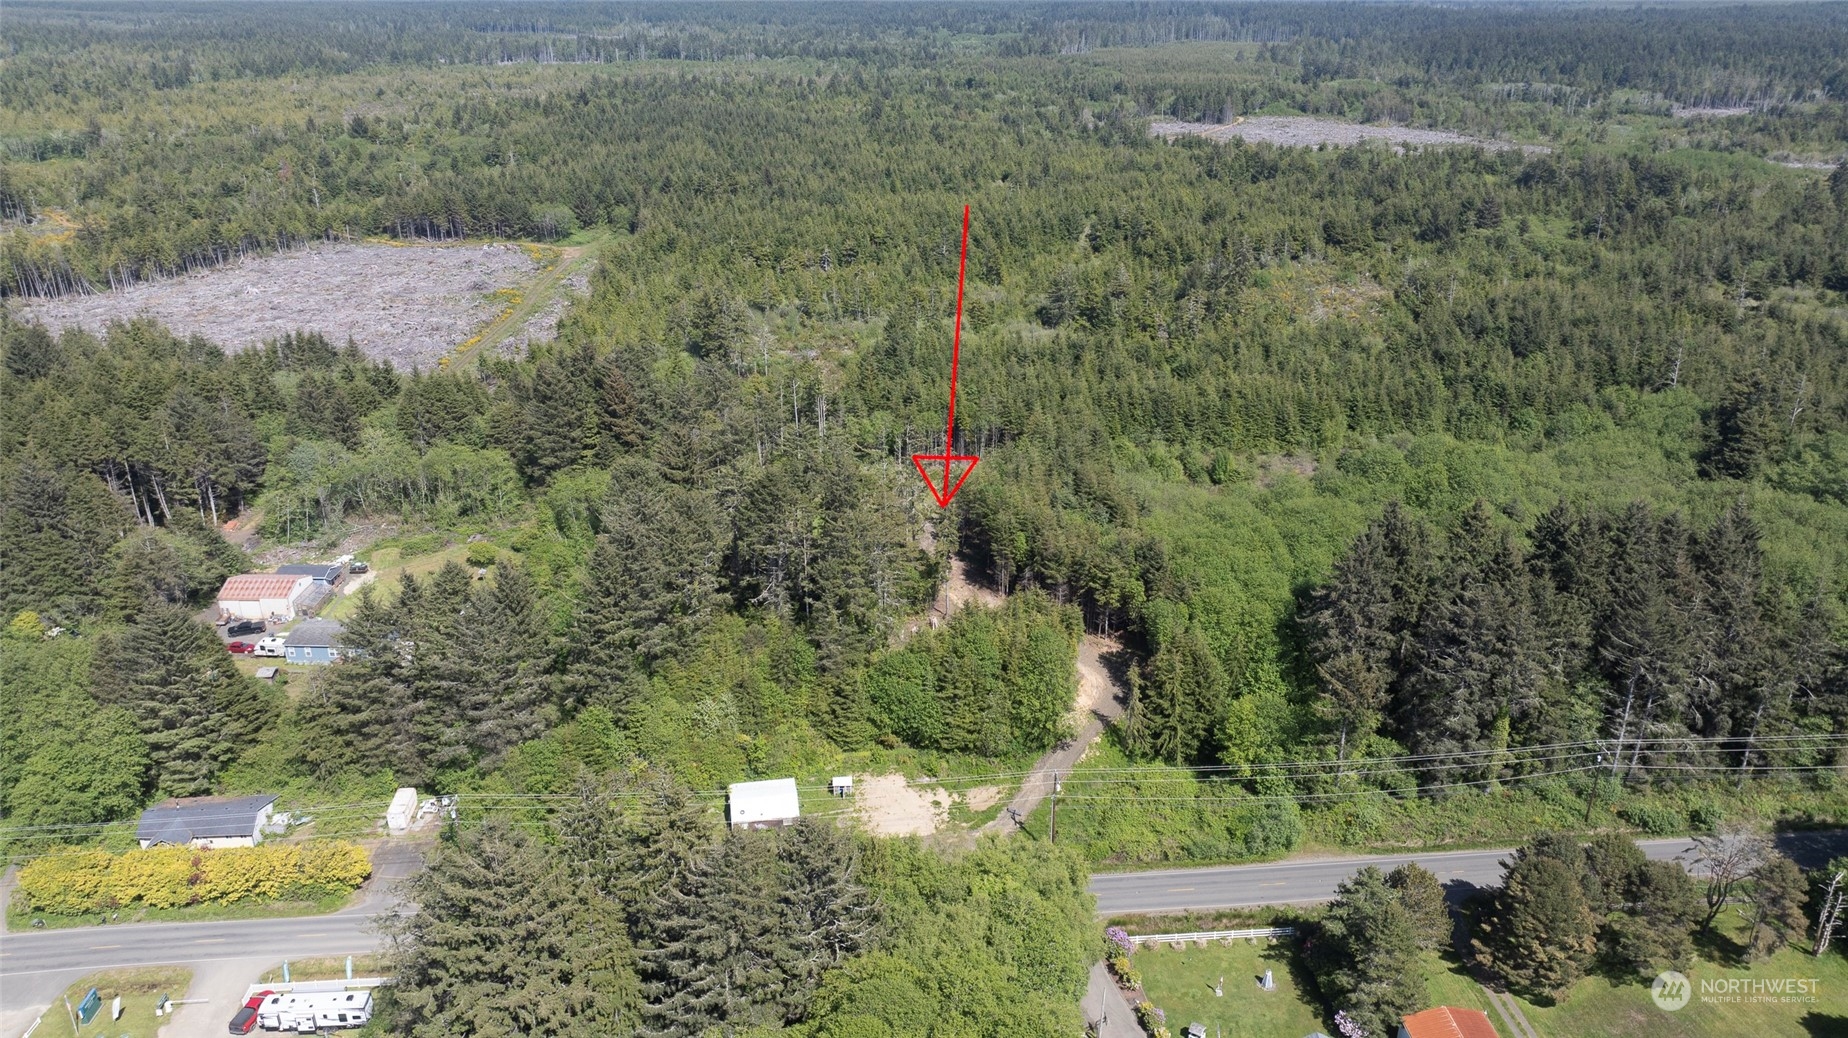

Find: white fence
<box><xmin>1127</xmin><ymin>926</ymin><xmax>1295</xmax><ymax>947</ymax></box>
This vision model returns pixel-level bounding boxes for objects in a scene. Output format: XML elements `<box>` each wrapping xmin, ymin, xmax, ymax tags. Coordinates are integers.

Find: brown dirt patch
<box><xmin>855</xmin><ymin>773</ymin><xmax>947</xmax><ymax>837</ymax></box>
<box><xmin>11</xmin><ymin>242</ymin><xmax>539</xmax><ymax>369</ymax></box>
<box><xmin>960</xmin><ymin>785</ymin><xmax>1005</xmax><ymax>812</ymax></box>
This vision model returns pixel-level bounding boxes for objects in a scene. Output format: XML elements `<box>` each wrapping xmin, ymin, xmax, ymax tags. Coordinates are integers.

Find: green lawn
<box><xmin>318</xmin><ymin>542</ymin><xmax>474</xmax><ymax>621</ymax></box>
<box><xmin>1135</xmin><ymin>937</ymin><xmax>1330</xmax><ymax>1038</ymax></box>
<box><xmin>1422</xmin><ymin>951</ymin><xmax>1497</xmax><ymax>1018</ymax></box>
<box><xmin>258</xmin><ymin>953</ymin><xmax>385</xmax><ymax>983</ymax></box>
<box><xmin>30</xmin><ymin>968</ymin><xmax>191</xmax><ymax>1038</ymax></box>
<box><xmin>1131</xmin><ymin>926</ymin><xmax>1848</xmax><ymax>1038</ymax></box>
<box><xmin>1508</xmin><ymin>918</ymin><xmax>1848</xmax><ymax>1038</ymax></box>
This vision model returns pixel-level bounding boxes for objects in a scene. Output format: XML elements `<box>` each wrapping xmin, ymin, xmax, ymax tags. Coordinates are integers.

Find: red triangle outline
<box><xmin>910</xmin><ymin>453</ymin><xmax>981</xmax><ymax>507</ymax></box>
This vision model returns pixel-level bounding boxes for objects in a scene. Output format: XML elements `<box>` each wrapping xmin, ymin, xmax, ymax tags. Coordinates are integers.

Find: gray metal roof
<box><xmin>136</xmin><ymin>794</ymin><xmax>278</xmax><ymax>844</ymax></box>
<box><xmin>285</xmin><ymin>620</ymin><xmax>346</xmax><ymax>648</ymax></box>
<box><xmin>276</xmin><ymin>563</ymin><xmax>342</xmax><ymax>580</ymax></box>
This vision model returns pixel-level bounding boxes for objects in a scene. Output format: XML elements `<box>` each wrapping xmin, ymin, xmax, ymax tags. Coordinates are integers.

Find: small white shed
<box><xmin>728</xmin><ymin>778</ymin><xmax>801</xmax><ymax>830</ymax></box>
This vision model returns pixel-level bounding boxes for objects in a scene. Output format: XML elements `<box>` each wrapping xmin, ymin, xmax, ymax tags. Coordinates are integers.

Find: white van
<box><xmin>252</xmin><ymin>635</ymin><xmax>287</xmax><ymax>658</ymax></box>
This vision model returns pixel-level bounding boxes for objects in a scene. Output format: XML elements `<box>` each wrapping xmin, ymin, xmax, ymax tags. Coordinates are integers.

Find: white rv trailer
<box><xmin>256</xmin><ymin>989</ymin><xmax>373</xmax><ymax>1032</ymax></box>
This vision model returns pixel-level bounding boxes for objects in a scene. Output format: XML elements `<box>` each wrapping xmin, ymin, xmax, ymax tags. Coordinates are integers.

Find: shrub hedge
<box><xmin>16</xmin><ymin>841</ymin><xmax>370</xmax><ymax>915</ymax></box>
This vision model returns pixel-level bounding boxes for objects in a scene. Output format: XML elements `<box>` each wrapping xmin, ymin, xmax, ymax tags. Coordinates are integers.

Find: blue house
<box><xmin>284</xmin><ymin>619</ymin><xmax>346</xmax><ymax>665</ymax></box>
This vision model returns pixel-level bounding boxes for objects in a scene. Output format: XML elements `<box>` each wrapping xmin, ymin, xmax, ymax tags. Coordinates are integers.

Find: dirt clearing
<box><xmin>855</xmin><ymin>773</ymin><xmax>947</xmax><ymax>837</ymax></box>
<box><xmin>1152</xmin><ymin>117</ymin><xmax>1544</xmax><ymax>154</ymax></box>
<box><xmin>10</xmin><ymin>242</ymin><xmax>541</xmax><ymax>369</ymax></box>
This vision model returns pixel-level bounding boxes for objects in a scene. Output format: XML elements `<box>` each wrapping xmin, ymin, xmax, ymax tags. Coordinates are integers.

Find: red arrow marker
<box><xmin>911</xmin><ymin>205</ymin><xmax>980</xmax><ymax>507</ymax></box>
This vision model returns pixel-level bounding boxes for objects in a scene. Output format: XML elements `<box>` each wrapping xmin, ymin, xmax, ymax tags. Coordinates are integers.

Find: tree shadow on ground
<box><xmin>1797</xmin><ymin>1011</ymin><xmax>1848</xmax><ymax>1036</ymax></box>
<box><xmin>1693</xmin><ymin>922</ymin><xmax>1750</xmax><ymax>967</ymax></box>
<box><xmin>1261</xmin><ymin>930</ymin><xmax>1338</xmax><ymax>1036</ymax></box>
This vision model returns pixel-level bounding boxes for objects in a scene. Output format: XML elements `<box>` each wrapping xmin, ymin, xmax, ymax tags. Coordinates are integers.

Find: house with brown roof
<box><xmin>216</xmin><ymin>573</ymin><xmax>313</xmax><ymax>621</ymax></box>
<box><xmin>1399</xmin><ymin>1006</ymin><xmax>1500</xmax><ymax>1038</ymax></box>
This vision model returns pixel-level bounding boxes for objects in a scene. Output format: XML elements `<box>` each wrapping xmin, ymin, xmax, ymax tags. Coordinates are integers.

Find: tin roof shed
<box><xmin>728</xmin><ymin>778</ymin><xmax>800</xmax><ymax>828</ymax></box>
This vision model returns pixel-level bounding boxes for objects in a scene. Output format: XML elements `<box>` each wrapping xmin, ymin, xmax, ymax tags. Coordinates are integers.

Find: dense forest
<box><xmin>5</xmin><ymin>2</ymin><xmax>1848</xmax><ymax>1034</ymax></box>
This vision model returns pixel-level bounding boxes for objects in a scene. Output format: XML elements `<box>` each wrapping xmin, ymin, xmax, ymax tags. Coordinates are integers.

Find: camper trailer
<box><xmin>256</xmin><ymin>990</ymin><xmax>373</xmax><ymax>1032</ymax></box>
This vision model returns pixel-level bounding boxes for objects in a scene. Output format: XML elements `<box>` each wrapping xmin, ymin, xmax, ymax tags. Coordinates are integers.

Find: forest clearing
<box><xmin>1150</xmin><ymin>116</ymin><xmax>1544</xmax><ymax>153</ymax></box>
<box><xmin>7</xmin><ymin>241</ymin><xmax>554</xmax><ymax>368</ymax></box>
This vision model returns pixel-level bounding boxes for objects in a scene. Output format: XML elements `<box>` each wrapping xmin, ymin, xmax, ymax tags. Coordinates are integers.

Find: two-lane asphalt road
<box><xmin>6</xmin><ymin>831</ymin><xmax>1844</xmax><ymax>1035</ymax></box>
<box><xmin>1090</xmin><ymin>829</ymin><xmax>1848</xmax><ymax>916</ymax></box>
<box><xmin>0</xmin><ymin>842</ymin><xmax>422</xmax><ymax>1037</ymax></box>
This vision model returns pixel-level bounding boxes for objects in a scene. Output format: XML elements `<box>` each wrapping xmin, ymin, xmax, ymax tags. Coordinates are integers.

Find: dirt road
<box><xmin>982</xmin><ymin>634</ymin><xmax>1129</xmax><ymax>835</ymax></box>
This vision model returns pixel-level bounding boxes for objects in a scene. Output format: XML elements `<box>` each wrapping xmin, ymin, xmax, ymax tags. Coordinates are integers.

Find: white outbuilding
<box><xmin>216</xmin><ymin>573</ymin><xmax>313</xmax><ymax>621</ymax></box>
<box><xmin>727</xmin><ymin>778</ymin><xmax>801</xmax><ymax>830</ymax></box>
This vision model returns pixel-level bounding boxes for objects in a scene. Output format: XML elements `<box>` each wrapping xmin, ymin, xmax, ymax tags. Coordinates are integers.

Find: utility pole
<box><xmin>1817</xmin><ymin>870</ymin><xmax>1847</xmax><ymax>956</ymax></box>
<box><xmin>1583</xmin><ymin>752</ymin><xmax>1604</xmax><ymax>825</ymax></box>
<box><xmin>1049</xmin><ymin>773</ymin><xmax>1061</xmax><ymax>845</ymax></box>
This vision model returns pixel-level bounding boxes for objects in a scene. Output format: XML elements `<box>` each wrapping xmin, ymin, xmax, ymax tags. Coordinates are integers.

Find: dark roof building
<box><xmin>136</xmin><ymin>794</ymin><xmax>279</xmax><ymax>849</ymax></box>
<box><xmin>276</xmin><ymin>563</ymin><xmax>344</xmax><ymax>585</ymax></box>
<box><xmin>284</xmin><ymin>620</ymin><xmax>347</xmax><ymax>665</ymax></box>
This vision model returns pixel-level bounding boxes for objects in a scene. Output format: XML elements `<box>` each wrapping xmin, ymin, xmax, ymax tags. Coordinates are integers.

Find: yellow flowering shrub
<box><xmin>16</xmin><ymin>841</ymin><xmax>371</xmax><ymax>915</ymax></box>
<box><xmin>102</xmin><ymin>846</ymin><xmax>198</xmax><ymax>909</ymax></box>
<box><xmin>297</xmin><ymin>841</ymin><xmax>372</xmax><ymax>894</ymax></box>
<box><xmin>16</xmin><ymin>850</ymin><xmax>115</xmax><ymax>915</ymax></box>
<box><xmin>202</xmin><ymin>844</ymin><xmax>295</xmax><ymax>903</ymax></box>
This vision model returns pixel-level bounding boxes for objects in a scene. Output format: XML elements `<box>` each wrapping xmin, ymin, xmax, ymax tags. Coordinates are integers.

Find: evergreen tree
<box><xmin>388</xmin><ymin>819</ymin><xmax>635</xmax><ymax>1037</ymax></box>
<box><xmin>1603</xmin><ymin>860</ymin><xmax>1702</xmax><ymax>974</ymax></box>
<box><xmin>424</xmin><ymin>563</ymin><xmax>556</xmax><ymax>769</ymax></box>
<box><xmin>1304</xmin><ymin>522</ymin><xmax>1399</xmax><ymax>763</ymax></box>
<box><xmin>1474</xmin><ymin>854</ymin><xmax>1599</xmax><ymax>999</ymax></box>
<box><xmin>1128</xmin><ymin>622</ymin><xmax>1227</xmax><ymax>765</ymax></box>
<box><xmin>1744</xmin><ymin>853</ymin><xmax>1809</xmax><ymax>960</ymax></box>
<box><xmin>1701</xmin><ymin>372</ymin><xmax>1788</xmax><ymax>481</ymax></box>
<box><xmin>1398</xmin><ymin>513</ymin><xmax>1544</xmax><ymax>779</ymax></box>
<box><xmin>1580</xmin><ymin>832</ymin><xmax>1647</xmax><ymax>914</ymax></box>
<box><xmin>1310</xmin><ymin>867</ymin><xmax>1426</xmax><ymax>1036</ymax></box>
<box><xmin>937</xmin><ymin>607</ymin><xmax>1010</xmax><ymax>756</ymax></box>
<box><xmin>639</xmin><ymin>831</ymin><xmax>794</xmax><ymax>1035</ymax></box>
<box><xmin>90</xmin><ymin>605</ymin><xmax>274</xmax><ymax>795</ymax></box>
<box><xmin>517</xmin><ymin>357</ymin><xmax>597</xmax><ymax>484</ymax></box>
<box><xmin>294</xmin><ymin>588</ymin><xmax>412</xmax><ymax>780</ymax></box>
<box><xmin>768</xmin><ymin>819</ymin><xmax>882</xmax><ymax>1021</ymax></box>
<box><xmin>1387</xmin><ymin>862</ymin><xmax>1452</xmax><ymax>951</ymax></box>
<box><xmin>0</xmin><ymin>451</ymin><xmax>127</xmax><ymax>619</ymax></box>
<box><xmin>555</xmin><ymin>772</ymin><xmax>718</xmax><ymax>928</ymax></box>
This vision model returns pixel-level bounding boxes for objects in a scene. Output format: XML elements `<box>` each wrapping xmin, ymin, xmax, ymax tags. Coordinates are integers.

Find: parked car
<box><xmin>226</xmin><ymin>641</ymin><xmax>255</xmax><ymax>654</ymax></box>
<box><xmin>349</xmin><ymin>560</ymin><xmax>370</xmax><ymax>574</ymax></box>
<box><xmin>228</xmin><ymin>990</ymin><xmax>273</xmax><ymax>1035</ymax></box>
<box><xmin>226</xmin><ymin>619</ymin><xmax>265</xmax><ymax>638</ymax></box>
